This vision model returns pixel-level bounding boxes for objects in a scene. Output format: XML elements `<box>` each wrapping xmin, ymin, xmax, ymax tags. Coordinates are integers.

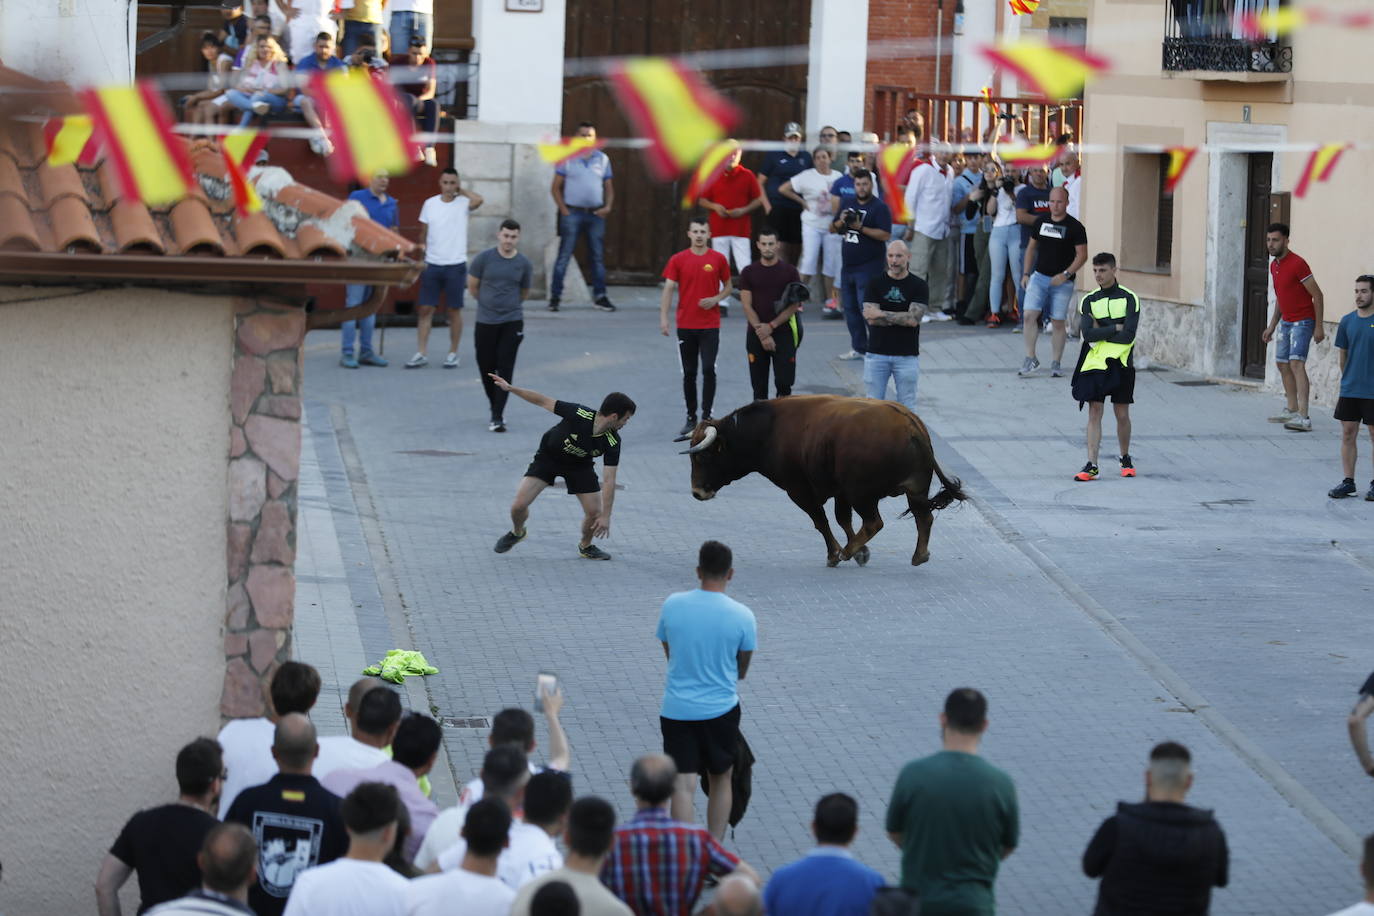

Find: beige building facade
<box><xmin>1082</xmin><ymin>0</ymin><xmax>1371</xmax><ymax>400</ymax></box>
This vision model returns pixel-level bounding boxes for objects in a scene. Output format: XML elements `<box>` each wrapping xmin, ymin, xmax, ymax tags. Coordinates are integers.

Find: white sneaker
<box><xmin>921</xmin><ymin>313</ymin><xmax>933</xmax><ymax>323</ymax></box>
<box><xmin>251</xmin><ymin>100</ymin><xmax>270</xmax><ymax>115</ymax></box>
<box><xmin>837</xmin><ymin>349</ymin><xmax>863</xmax><ymax>361</ymax></box>
<box><xmin>443</xmin><ymin>352</ymin><xmax>460</xmax><ymax>369</ymax></box>
<box><xmin>308</xmin><ymin>137</ymin><xmax>322</xmax><ymax>155</ymax></box>
<box><xmin>931</xmin><ymin>311</ymin><xmax>952</xmax><ymax>321</ymax></box>
<box><xmin>1268</xmin><ymin>407</ymin><xmax>1297</xmax><ymax>423</ymax></box>
<box><xmin>422</xmin><ymin>146</ymin><xmax>437</xmax><ymax>167</ymax></box>
<box><xmin>404</xmin><ymin>353</ymin><xmax>428</xmax><ymax>369</ymax></box>
<box><xmin>1284</xmin><ymin>415</ymin><xmax>1312</xmax><ymax>431</ymax></box>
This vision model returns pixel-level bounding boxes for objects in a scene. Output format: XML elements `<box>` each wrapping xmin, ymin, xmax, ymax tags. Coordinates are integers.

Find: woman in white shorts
<box><xmin>779</xmin><ymin>147</ymin><xmax>842</xmax><ymax>309</ymax></box>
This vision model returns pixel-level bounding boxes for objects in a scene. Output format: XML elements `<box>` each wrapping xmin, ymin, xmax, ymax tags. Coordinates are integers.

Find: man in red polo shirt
<box><xmin>660</xmin><ymin>218</ymin><xmax>733</xmax><ymax>438</ymax></box>
<box><xmin>697</xmin><ymin>144</ymin><xmax>765</xmax><ymax>280</ymax></box>
<box><xmin>1261</xmin><ymin>222</ymin><xmax>1326</xmax><ymax>431</ymax></box>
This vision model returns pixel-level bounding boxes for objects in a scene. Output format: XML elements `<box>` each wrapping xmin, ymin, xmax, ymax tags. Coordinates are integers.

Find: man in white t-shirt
<box><xmin>410</xmin><ymin>167</ymin><xmax>484</xmax><ymax>369</ymax></box>
<box><xmin>415</xmin><ymin>745</ymin><xmax>529</xmax><ymax>872</ymax></box>
<box><xmin>314</xmin><ymin>682</ymin><xmax>400</xmax><ymax>781</ymax></box>
<box><xmin>778</xmin><ymin>146</ymin><xmax>841</xmax><ymax>311</ymax></box>
<box><xmin>435</xmin><ymin>771</ymin><xmax>569</xmax><ymax>888</ymax></box>
<box><xmin>408</xmin><ymin>799</ymin><xmax>517</xmax><ymax>916</ymax></box>
<box><xmin>217</xmin><ymin>661</ymin><xmax>321</xmax><ymax>817</ymax></box>
<box><xmin>1325</xmin><ymin>834</ymin><xmax>1374</xmax><ymax>916</ymax></box>
<box><xmin>511</xmin><ymin>796</ymin><xmax>632</xmax><ymax>916</ymax></box>
<box><xmin>462</xmin><ymin>691</ymin><xmax>572</xmax><ymax>806</ymax></box>
<box><xmin>282</xmin><ymin>783</ymin><xmax>411</xmax><ymax>916</ymax></box>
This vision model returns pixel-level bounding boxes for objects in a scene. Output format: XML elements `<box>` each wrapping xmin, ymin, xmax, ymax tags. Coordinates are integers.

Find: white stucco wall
<box><xmin>0</xmin><ymin>286</ymin><xmax>231</xmax><ymax>915</ymax></box>
<box><xmin>951</xmin><ymin>0</ymin><xmax>997</xmax><ymax>97</ymax></box>
<box><xmin>806</xmin><ymin>0</ymin><xmax>869</xmax><ymax>136</ymax></box>
<box><xmin>473</xmin><ymin>0</ymin><xmax>567</xmax><ymax>125</ymax></box>
<box><xmin>0</xmin><ymin>0</ymin><xmax>134</xmax><ymax>84</ymax></box>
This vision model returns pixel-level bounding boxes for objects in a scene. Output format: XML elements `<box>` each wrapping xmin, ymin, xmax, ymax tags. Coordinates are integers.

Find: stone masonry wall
<box><xmin>221</xmin><ymin>298</ymin><xmax>307</xmax><ymax>717</ymax></box>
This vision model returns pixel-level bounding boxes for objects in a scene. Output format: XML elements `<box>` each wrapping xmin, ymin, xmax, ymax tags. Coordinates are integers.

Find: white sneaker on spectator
<box><xmin>931</xmin><ymin>311</ymin><xmax>952</xmax><ymax>321</ymax></box>
<box><xmin>404</xmin><ymin>353</ymin><xmax>428</xmax><ymax>369</ymax></box>
<box><xmin>251</xmin><ymin>100</ymin><xmax>270</xmax><ymax>115</ymax></box>
<box><xmin>422</xmin><ymin>147</ymin><xmax>437</xmax><ymax>167</ymax></box>
<box><xmin>837</xmin><ymin>349</ymin><xmax>863</xmax><ymax>361</ymax></box>
<box><xmin>308</xmin><ymin>137</ymin><xmax>322</xmax><ymax>155</ymax></box>
<box><xmin>443</xmin><ymin>352</ymin><xmax>460</xmax><ymax>369</ymax></box>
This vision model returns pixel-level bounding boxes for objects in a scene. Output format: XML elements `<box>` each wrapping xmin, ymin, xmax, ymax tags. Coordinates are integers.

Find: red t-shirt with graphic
<box><xmin>1270</xmin><ymin>252</ymin><xmax>1315</xmax><ymax>321</ymax></box>
<box><xmin>699</xmin><ymin>166</ymin><xmax>761</xmax><ymax>239</ymax></box>
<box><xmin>664</xmin><ymin>248</ymin><xmax>730</xmax><ymax>330</ymax></box>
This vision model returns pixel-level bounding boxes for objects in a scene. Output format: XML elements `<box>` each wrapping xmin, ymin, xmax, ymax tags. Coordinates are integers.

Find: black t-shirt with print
<box><xmin>1030</xmin><ymin>214</ymin><xmax>1087</xmax><ymax>277</ymax></box>
<box><xmin>863</xmin><ymin>271</ymin><xmax>927</xmax><ymax>357</ymax></box>
<box><xmin>110</xmin><ymin>804</ymin><xmax>219</xmax><ymax>914</ymax></box>
<box><xmin>224</xmin><ymin>773</ymin><xmax>348</xmax><ymax>916</ymax></box>
<box><xmin>537</xmin><ymin>401</ymin><xmax>622</xmax><ymax>467</ymax></box>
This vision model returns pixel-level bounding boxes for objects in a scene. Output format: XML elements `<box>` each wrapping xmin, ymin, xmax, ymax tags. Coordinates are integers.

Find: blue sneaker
<box><xmin>358</xmin><ymin>352</ymin><xmax>388</xmax><ymax>367</ymax></box>
<box><xmin>340</xmin><ymin>353</ymin><xmax>359</xmax><ymax>369</ymax></box>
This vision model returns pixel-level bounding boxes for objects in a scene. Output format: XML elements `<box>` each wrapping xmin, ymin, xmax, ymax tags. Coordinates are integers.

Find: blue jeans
<box><xmin>1275</xmin><ymin>318</ymin><xmax>1315</xmax><ymax>362</ymax></box>
<box><xmin>341</xmin><ymin>284</ymin><xmax>377</xmax><ymax>357</ymax></box>
<box><xmin>225</xmin><ymin>89</ymin><xmax>287</xmax><ymax>127</ymax></box>
<box><xmin>389</xmin><ymin>10</ymin><xmax>433</xmax><ymax>51</ymax></box>
<box><xmin>840</xmin><ymin>260</ymin><xmax>883</xmax><ymax>355</ymax></box>
<box><xmin>1023</xmin><ymin>270</ymin><xmax>1074</xmax><ymax>321</ymax></box>
<box><xmin>864</xmin><ymin>353</ymin><xmax>919</xmax><ymax>409</ymax></box>
<box><xmin>550</xmin><ymin>210</ymin><xmax>606</xmax><ymax>299</ymax></box>
<box><xmin>342</xmin><ymin>19</ymin><xmax>382</xmax><ymax>57</ymax></box>
<box><xmin>988</xmin><ymin>223</ymin><xmax>1020</xmax><ymax>315</ymax></box>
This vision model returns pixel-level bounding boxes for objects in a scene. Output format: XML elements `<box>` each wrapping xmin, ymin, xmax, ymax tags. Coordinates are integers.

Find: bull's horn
<box><xmin>680</xmin><ymin>424</ymin><xmax>718</xmax><ymax>455</ymax></box>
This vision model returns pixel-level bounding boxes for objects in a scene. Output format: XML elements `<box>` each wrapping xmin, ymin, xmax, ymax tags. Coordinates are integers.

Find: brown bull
<box><xmin>680</xmin><ymin>395</ymin><xmax>966</xmax><ymax>567</ymax></box>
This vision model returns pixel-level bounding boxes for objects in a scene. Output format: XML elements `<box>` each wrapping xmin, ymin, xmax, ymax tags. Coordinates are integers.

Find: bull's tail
<box><xmin>899</xmin><ymin>428</ymin><xmax>967</xmax><ymax>517</ymax></box>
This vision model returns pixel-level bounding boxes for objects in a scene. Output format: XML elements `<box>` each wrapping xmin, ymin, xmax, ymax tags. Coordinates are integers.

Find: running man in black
<box><xmin>490</xmin><ymin>373</ymin><xmax>636</xmax><ymax>560</ymax></box>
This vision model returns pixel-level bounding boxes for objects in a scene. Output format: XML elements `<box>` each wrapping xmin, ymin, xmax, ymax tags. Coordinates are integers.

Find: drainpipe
<box><xmin>136</xmin><ymin>5</ymin><xmax>187</xmax><ymax>56</ymax></box>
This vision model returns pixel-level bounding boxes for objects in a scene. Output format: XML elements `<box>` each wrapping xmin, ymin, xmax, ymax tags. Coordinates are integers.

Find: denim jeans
<box><xmin>864</xmin><ymin>353</ymin><xmax>919</xmax><ymax>409</ymax></box>
<box><xmin>1023</xmin><ymin>270</ymin><xmax>1075</xmax><ymax>321</ymax></box>
<box><xmin>225</xmin><ymin>89</ymin><xmax>288</xmax><ymax>126</ymax></box>
<box><xmin>988</xmin><ymin>223</ymin><xmax>1021</xmax><ymax>316</ymax></box>
<box><xmin>1275</xmin><ymin>318</ymin><xmax>1315</xmax><ymax>362</ymax></box>
<box><xmin>341</xmin><ymin>284</ymin><xmax>377</xmax><ymax>357</ymax></box>
<box><xmin>550</xmin><ymin>210</ymin><xmax>606</xmax><ymax>299</ymax></box>
<box><xmin>341</xmin><ymin>19</ymin><xmax>382</xmax><ymax>57</ymax></box>
<box><xmin>389</xmin><ymin>10</ymin><xmax>433</xmax><ymax>51</ymax></box>
<box><xmin>840</xmin><ymin>260</ymin><xmax>882</xmax><ymax>355</ymax></box>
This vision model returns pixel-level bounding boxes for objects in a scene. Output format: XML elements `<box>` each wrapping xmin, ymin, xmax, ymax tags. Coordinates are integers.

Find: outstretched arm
<box><xmin>1349</xmin><ymin>694</ymin><xmax>1374</xmax><ymax>775</ymax></box>
<box><xmin>487</xmin><ymin>375</ymin><xmax>556</xmax><ymax>412</ymax></box>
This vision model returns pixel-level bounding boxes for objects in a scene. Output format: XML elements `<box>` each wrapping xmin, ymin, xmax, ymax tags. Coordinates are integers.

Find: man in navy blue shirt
<box><xmin>340</xmin><ymin>171</ymin><xmax>399</xmax><ymax>368</ymax></box>
<box><xmin>757</xmin><ymin>122</ymin><xmax>812</xmax><ymax>267</ymax></box>
<box><xmin>291</xmin><ymin>32</ymin><xmax>345</xmax><ymax>157</ymax></box>
<box><xmin>831</xmin><ymin>170</ymin><xmax>892</xmax><ymax>361</ymax></box>
<box><xmin>764</xmin><ymin>794</ymin><xmax>885</xmax><ymax>916</ymax></box>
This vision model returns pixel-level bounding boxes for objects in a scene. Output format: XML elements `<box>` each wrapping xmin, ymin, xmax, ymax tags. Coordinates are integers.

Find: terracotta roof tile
<box><xmin>110</xmin><ymin>199</ymin><xmax>165</xmax><ymax>254</ymax></box>
<box><xmin>295</xmin><ymin>224</ymin><xmax>347</xmax><ymax>260</ymax></box>
<box><xmin>36</xmin><ymin>161</ymin><xmax>88</xmax><ymax>208</ymax></box>
<box><xmin>273</xmin><ymin>183</ymin><xmax>344</xmax><ymax>220</ymax></box>
<box><xmin>0</xmin><ymin>195</ymin><xmax>42</xmax><ymax>251</ymax></box>
<box><xmin>169</xmin><ymin>197</ymin><xmax>225</xmax><ymax>256</ymax></box>
<box><xmin>0</xmin><ymin>151</ymin><xmax>24</xmax><ymax>201</ymax></box>
<box><xmin>350</xmin><ymin>214</ymin><xmax>407</xmax><ymax>258</ymax></box>
<box><xmin>47</xmin><ymin>195</ymin><xmax>103</xmax><ymax>252</ymax></box>
<box><xmin>234</xmin><ymin>211</ymin><xmax>294</xmax><ymax>259</ymax></box>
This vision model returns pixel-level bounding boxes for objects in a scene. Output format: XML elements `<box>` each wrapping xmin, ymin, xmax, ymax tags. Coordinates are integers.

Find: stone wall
<box><xmin>222</xmin><ymin>299</ymin><xmax>307</xmax><ymax>716</ymax></box>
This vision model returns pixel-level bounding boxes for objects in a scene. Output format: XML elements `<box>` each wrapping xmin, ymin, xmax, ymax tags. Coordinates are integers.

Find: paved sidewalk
<box><xmin>292</xmin><ymin>287</ymin><xmax>1374</xmax><ymax>914</ymax></box>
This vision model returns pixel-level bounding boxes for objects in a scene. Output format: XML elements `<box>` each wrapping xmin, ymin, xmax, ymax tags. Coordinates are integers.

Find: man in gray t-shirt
<box><xmin>468</xmin><ymin>219</ymin><xmax>534</xmax><ymax>431</ymax></box>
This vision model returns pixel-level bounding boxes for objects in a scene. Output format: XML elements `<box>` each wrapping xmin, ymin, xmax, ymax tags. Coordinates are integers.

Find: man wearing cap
<box><xmin>757</xmin><ymin>123</ymin><xmax>812</xmax><ymax>268</ymax></box>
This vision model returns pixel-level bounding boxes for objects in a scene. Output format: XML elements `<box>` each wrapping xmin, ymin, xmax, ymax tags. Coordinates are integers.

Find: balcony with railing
<box><xmin>1163</xmin><ymin>0</ymin><xmax>1292</xmax><ymax>76</ymax></box>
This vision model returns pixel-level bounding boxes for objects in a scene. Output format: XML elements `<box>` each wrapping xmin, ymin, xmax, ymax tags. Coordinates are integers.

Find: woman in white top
<box><xmin>223</xmin><ymin>35</ymin><xmax>292</xmax><ymax>127</ymax></box>
<box><xmin>779</xmin><ymin>146</ymin><xmax>842</xmax><ymax>306</ymax></box>
<box><xmin>983</xmin><ymin>161</ymin><xmax>1022</xmax><ymax>327</ymax></box>
<box><xmin>183</xmin><ymin>32</ymin><xmax>236</xmax><ymax>125</ymax></box>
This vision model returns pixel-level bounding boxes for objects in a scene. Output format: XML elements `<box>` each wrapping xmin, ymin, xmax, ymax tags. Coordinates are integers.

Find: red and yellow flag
<box><xmin>220</xmin><ymin>129</ymin><xmax>269</xmax><ymax>216</ymax></box>
<box><xmin>1237</xmin><ymin>6</ymin><xmax>1314</xmax><ymax>39</ymax></box>
<box><xmin>980</xmin><ymin>41</ymin><xmax>1110</xmax><ymax>101</ymax></box>
<box><xmin>608</xmin><ymin>57</ymin><xmax>740</xmax><ymax>181</ymax></box>
<box><xmin>43</xmin><ymin>114</ymin><xmax>98</xmax><ymax>167</ymax></box>
<box><xmin>538</xmin><ymin>136</ymin><xmax>604</xmax><ymax>166</ymax></box>
<box><xmin>877</xmin><ymin>144</ymin><xmax>919</xmax><ymax>224</ymax></box>
<box><xmin>979</xmin><ymin>86</ymin><xmax>999</xmax><ymax>123</ymax></box>
<box><xmin>79</xmin><ymin>82</ymin><xmax>194</xmax><ymax>206</ymax></box>
<box><xmin>681</xmin><ymin>140</ymin><xmax>739</xmax><ymax>209</ymax></box>
<box><xmin>996</xmin><ymin>142</ymin><xmax>1059</xmax><ymax>168</ymax></box>
<box><xmin>1009</xmin><ymin>0</ymin><xmax>1040</xmax><ymax>14</ymax></box>
<box><xmin>1162</xmin><ymin>147</ymin><xmax>1197</xmax><ymax>196</ymax></box>
<box><xmin>310</xmin><ymin>68</ymin><xmax>416</xmax><ymax>185</ymax></box>
<box><xmin>1294</xmin><ymin>143</ymin><xmax>1349</xmax><ymax>198</ymax></box>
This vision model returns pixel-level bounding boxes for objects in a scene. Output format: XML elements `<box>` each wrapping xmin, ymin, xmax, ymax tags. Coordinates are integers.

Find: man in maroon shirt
<box><xmin>738</xmin><ymin>230</ymin><xmax>804</xmax><ymax>400</ymax></box>
<box><xmin>697</xmin><ymin>145</ymin><xmax>765</xmax><ymax>279</ymax></box>
<box><xmin>660</xmin><ymin>218</ymin><xmax>733</xmax><ymax>437</ymax></box>
<box><xmin>1261</xmin><ymin>222</ymin><xmax>1326</xmax><ymax>431</ymax></box>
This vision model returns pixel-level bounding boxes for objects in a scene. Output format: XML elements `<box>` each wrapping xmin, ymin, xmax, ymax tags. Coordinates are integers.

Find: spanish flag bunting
<box><xmin>979</xmin><ymin>86</ymin><xmax>999</xmax><ymax>123</ymax></box>
<box><xmin>1237</xmin><ymin>5</ymin><xmax>1314</xmax><ymax>39</ymax></box>
<box><xmin>310</xmin><ymin>68</ymin><xmax>417</xmax><ymax>185</ymax></box>
<box><xmin>980</xmin><ymin>40</ymin><xmax>1110</xmax><ymax>101</ymax></box>
<box><xmin>220</xmin><ymin>130</ymin><xmax>267</xmax><ymax>216</ymax></box>
<box><xmin>1162</xmin><ymin>146</ymin><xmax>1197</xmax><ymax>196</ymax></box>
<box><xmin>1009</xmin><ymin>0</ymin><xmax>1040</xmax><ymax>15</ymax></box>
<box><xmin>43</xmin><ymin>114</ymin><xmax>98</xmax><ymax>167</ymax></box>
<box><xmin>608</xmin><ymin>57</ymin><xmax>740</xmax><ymax>181</ymax></box>
<box><xmin>681</xmin><ymin>140</ymin><xmax>739</xmax><ymax>209</ymax></box>
<box><xmin>877</xmin><ymin>144</ymin><xmax>919</xmax><ymax>224</ymax></box>
<box><xmin>78</xmin><ymin>82</ymin><xmax>194</xmax><ymax>206</ymax></box>
<box><xmin>996</xmin><ymin>142</ymin><xmax>1060</xmax><ymax>168</ymax></box>
<box><xmin>538</xmin><ymin>136</ymin><xmax>604</xmax><ymax>166</ymax></box>
<box><xmin>1293</xmin><ymin>143</ymin><xmax>1350</xmax><ymax>198</ymax></box>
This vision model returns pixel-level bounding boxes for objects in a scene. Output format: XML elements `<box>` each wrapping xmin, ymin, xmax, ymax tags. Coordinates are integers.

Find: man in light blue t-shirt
<box><xmin>655</xmin><ymin>540</ymin><xmax>757</xmax><ymax>840</ymax></box>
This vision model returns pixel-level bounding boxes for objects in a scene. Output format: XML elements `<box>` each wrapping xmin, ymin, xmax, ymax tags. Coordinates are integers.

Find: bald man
<box><xmin>861</xmin><ymin>240</ymin><xmax>927</xmax><ymax>410</ymax></box>
<box><xmin>708</xmin><ymin>874</ymin><xmax>762</xmax><ymax>916</ymax></box>
<box><xmin>224</xmin><ymin>715</ymin><xmax>349</xmax><ymax>916</ymax></box>
<box><xmin>146</xmin><ymin>823</ymin><xmax>260</xmax><ymax>915</ymax></box>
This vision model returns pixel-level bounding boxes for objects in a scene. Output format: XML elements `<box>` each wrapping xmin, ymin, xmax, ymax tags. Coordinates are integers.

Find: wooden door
<box><xmin>1241</xmin><ymin>153</ymin><xmax>1272</xmax><ymax>379</ymax></box>
<box><xmin>563</xmin><ymin>0</ymin><xmax>810</xmax><ymax>284</ymax></box>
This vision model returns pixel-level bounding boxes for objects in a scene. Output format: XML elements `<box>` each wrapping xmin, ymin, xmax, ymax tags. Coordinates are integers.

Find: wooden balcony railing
<box><xmin>873</xmin><ymin>89</ymin><xmax>1084</xmax><ymax>147</ymax></box>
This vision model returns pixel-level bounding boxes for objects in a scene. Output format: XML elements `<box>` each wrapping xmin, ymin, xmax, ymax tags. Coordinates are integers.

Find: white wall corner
<box><xmin>806</xmin><ymin>0</ymin><xmax>869</xmax><ymax>138</ymax></box>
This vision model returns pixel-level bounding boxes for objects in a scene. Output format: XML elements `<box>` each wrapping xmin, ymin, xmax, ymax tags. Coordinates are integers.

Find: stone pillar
<box><xmin>221</xmin><ymin>299</ymin><xmax>307</xmax><ymax>717</ymax></box>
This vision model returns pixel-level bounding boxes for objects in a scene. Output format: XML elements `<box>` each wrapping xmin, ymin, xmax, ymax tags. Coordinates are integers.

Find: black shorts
<box><xmin>524</xmin><ymin>453</ymin><xmax>600</xmax><ymax>495</ymax></box>
<box><xmin>661</xmin><ymin>704</ymin><xmax>740</xmax><ymax>776</ymax></box>
<box><xmin>1088</xmin><ymin>366</ymin><xmax>1135</xmax><ymax>405</ymax></box>
<box><xmin>1334</xmin><ymin>396</ymin><xmax>1374</xmax><ymax>425</ymax></box>
<box><xmin>768</xmin><ymin>206</ymin><xmax>803</xmax><ymax>245</ymax></box>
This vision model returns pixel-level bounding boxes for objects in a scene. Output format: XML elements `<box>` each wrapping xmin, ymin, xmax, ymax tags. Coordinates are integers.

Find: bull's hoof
<box><xmin>826</xmin><ymin>553</ymin><xmax>841</xmax><ymax>567</ymax></box>
<box><xmin>911</xmin><ymin>551</ymin><xmax>931</xmax><ymax>567</ymax></box>
<box><xmin>855</xmin><ymin>545</ymin><xmax>870</xmax><ymax>566</ymax></box>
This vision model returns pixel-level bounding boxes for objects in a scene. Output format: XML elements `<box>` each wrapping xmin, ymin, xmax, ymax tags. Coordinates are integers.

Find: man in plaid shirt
<box><xmin>601</xmin><ymin>754</ymin><xmax>759</xmax><ymax>916</ymax></box>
